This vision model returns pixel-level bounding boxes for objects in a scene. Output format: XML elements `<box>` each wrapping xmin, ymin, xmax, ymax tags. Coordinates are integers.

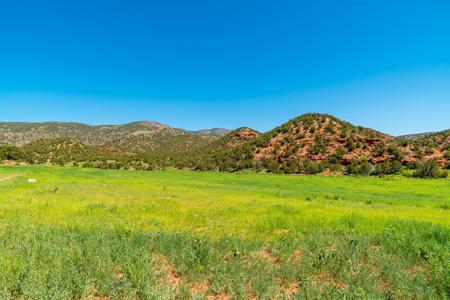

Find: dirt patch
<box><xmin>245</xmin><ymin>283</ymin><xmax>258</xmax><ymax>300</ymax></box>
<box><xmin>330</xmin><ymin>243</ymin><xmax>337</xmax><ymax>253</ymax></box>
<box><xmin>260</xmin><ymin>248</ymin><xmax>281</xmax><ymax>266</ymax></box>
<box><xmin>275</xmin><ymin>229</ymin><xmax>290</xmax><ymax>235</ymax></box>
<box><xmin>84</xmin><ymin>288</ymin><xmax>110</xmax><ymax>300</ymax></box>
<box><xmin>190</xmin><ymin>280</ymin><xmax>210</xmax><ymax>295</ymax></box>
<box><xmin>0</xmin><ymin>175</ymin><xmax>20</xmax><ymax>183</ymax></box>
<box><xmin>113</xmin><ymin>267</ymin><xmax>124</xmax><ymax>279</ymax></box>
<box><xmin>291</xmin><ymin>248</ymin><xmax>303</xmax><ymax>262</ymax></box>
<box><xmin>277</xmin><ymin>277</ymin><xmax>299</xmax><ymax>298</ymax></box>
<box><xmin>406</xmin><ymin>265</ymin><xmax>431</xmax><ymax>280</ymax></box>
<box><xmin>376</xmin><ymin>277</ymin><xmax>394</xmax><ymax>295</ymax></box>
<box><xmin>153</xmin><ymin>254</ymin><xmax>181</xmax><ymax>289</ymax></box>
<box><xmin>223</xmin><ymin>249</ymin><xmax>240</xmax><ymax>262</ymax></box>
<box><xmin>0</xmin><ymin>160</ymin><xmax>19</xmax><ymax>166</ymax></box>
<box><xmin>153</xmin><ymin>254</ymin><xmax>220</xmax><ymax>297</ymax></box>
<box><xmin>331</xmin><ymin>278</ymin><xmax>346</xmax><ymax>289</ymax></box>
<box><xmin>370</xmin><ymin>241</ymin><xmax>381</xmax><ymax>249</ymax></box>
<box><xmin>206</xmin><ymin>293</ymin><xmax>231</xmax><ymax>300</ymax></box>
<box><xmin>314</xmin><ymin>273</ymin><xmax>347</xmax><ymax>290</ymax></box>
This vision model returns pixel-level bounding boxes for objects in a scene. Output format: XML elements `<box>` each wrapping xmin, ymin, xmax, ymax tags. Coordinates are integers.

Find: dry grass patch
<box><xmin>152</xmin><ymin>254</ymin><xmax>181</xmax><ymax>289</ymax></box>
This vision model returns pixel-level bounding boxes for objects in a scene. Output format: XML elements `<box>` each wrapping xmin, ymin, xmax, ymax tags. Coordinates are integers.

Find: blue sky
<box><xmin>0</xmin><ymin>0</ymin><xmax>449</xmax><ymax>135</ymax></box>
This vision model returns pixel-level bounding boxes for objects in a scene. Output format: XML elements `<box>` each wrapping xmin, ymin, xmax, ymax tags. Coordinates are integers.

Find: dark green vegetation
<box><xmin>1</xmin><ymin>114</ymin><xmax>449</xmax><ymax>177</ymax></box>
<box><xmin>0</xmin><ymin>166</ymin><xmax>449</xmax><ymax>298</ymax></box>
<box><xmin>2</xmin><ymin>223</ymin><xmax>448</xmax><ymax>299</ymax></box>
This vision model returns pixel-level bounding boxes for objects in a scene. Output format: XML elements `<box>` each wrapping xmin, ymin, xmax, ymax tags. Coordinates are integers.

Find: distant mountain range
<box><xmin>185</xmin><ymin>128</ymin><xmax>231</xmax><ymax>137</ymax></box>
<box><xmin>396</xmin><ymin>132</ymin><xmax>434</xmax><ymax>140</ymax></box>
<box><xmin>0</xmin><ymin>114</ymin><xmax>448</xmax><ymax>171</ymax></box>
<box><xmin>0</xmin><ymin>121</ymin><xmax>224</xmax><ymax>154</ymax></box>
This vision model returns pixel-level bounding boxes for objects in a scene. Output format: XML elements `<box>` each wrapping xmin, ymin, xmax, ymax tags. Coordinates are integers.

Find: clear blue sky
<box><xmin>0</xmin><ymin>0</ymin><xmax>449</xmax><ymax>135</ymax></box>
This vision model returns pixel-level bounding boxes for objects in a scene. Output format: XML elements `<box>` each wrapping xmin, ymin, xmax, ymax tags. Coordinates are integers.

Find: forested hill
<box><xmin>0</xmin><ymin>114</ymin><xmax>449</xmax><ymax>175</ymax></box>
<box><xmin>189</xmin><ymin>113</ymin><xmax>449</xmax><ymax>173</ymax></box>
<box><xmin>0</xmin><ymin>121</ymin><xmax>221</xmax><ymax>154</ymax></box>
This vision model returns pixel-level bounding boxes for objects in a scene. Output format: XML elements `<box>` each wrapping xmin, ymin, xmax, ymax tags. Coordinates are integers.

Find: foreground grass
<box><xmin>0</xmin><ymin>166</ymin><xmax>449</xmax><ymax>299</ymax></box>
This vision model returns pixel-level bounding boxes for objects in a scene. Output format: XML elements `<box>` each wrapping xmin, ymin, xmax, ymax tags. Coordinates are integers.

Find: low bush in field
<box><xmin>372</xmin><ymin>161</ymin><xmax>403</xmax><ymax>176</ymax></box>
<box><xmin>0</xmin><ymin>145</ymin><xmax>24</xmax><ymax>161</ymax></box>
<box><xmin>414</xmin><ymin>160</ymin><xmax>443</xmax><ymax>178</ymax></box>
<box><xmin>345</xmin><ymin>159</ymin><xmax>373</xmax><ymax>176</ymax></box>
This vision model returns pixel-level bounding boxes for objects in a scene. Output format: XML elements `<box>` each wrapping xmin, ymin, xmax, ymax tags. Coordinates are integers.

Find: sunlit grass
<box><xmin>0</xmin><ymin>165</ymin><xmax>448</xmax><ymax>298</ymax></box>
<box><xmin>1</xmin><ymin>166</ymin><xmax>448</xmax><ymax>237</ymax></box>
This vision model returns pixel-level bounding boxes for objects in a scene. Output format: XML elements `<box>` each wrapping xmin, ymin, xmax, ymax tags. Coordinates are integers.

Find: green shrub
<box><xmin>358</xmin><ymin>160</ymin><xmax>373</xmax><ymax>176</ymax></box>
<box><xmin>308</xmin><ymin>136</ymin><xmax>328</xmax><ymax>155</ymax></box>
<box><xmin>425</xmin><ymin>147</ymin><xmax>435</xmax><ymax>155</ymax></box>
<box><xmin>302</xmin><ymin>160</ymin><xmax>324</xmax><ymax>174</ymax></box>
<box><xmin>374</xmin><ymin>144</ymin><xmax>386</xmax><ymax>156</ymax></box>
<box><xmin>325</xmin><ymin>122</ymin><xmax>335</xmax><ymax>133</ymax></box>
<box><xmin>0</xmin><ymin>146</ymin><xmax>24</xmax><ymax>161</ymax></box>
<box><xmin>373</xmin><ymin>161</ymin><xmax>403</xmax><ymax>175</ymax></box>
<box><xmin>387</xmin><ymin>145</ymin><xmax>404</xmax><ymax>160</ymax></box>
<box><xmin>414</xmin><ymin>160</ymin><xmax>441</xmax><ymax>178</ymax></box>
<box><xmin>444</xmin><ymin>151</ymin><xmax>450</xmax><ymax>160</ymax></box>
<box><xmin>346</xmin><ymin>159</ymin><xmax>373</xmax><ymax>176</ymax></box>
<box><xmin>83</xmin><ymin>161</ymin><xmax>95</xmax><ymax>168</ymax></box>
<box><xmin>347</xmin><ymin>138</ymin><xmax>355</xmax><ymax>152</ymax></box>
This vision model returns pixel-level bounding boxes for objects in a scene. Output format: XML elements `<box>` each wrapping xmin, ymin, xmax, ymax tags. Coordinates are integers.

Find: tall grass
<box><xmin>0</xmin><ymin>166</ymin><xmax>448</xmax><ymax>298</ymax></box>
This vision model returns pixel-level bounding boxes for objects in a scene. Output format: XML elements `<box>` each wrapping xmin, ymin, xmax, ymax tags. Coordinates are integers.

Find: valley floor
<box><xmin>0</xmin><ymin>166</ymin><xmax>449</xmax><ymax>299</ymax></box>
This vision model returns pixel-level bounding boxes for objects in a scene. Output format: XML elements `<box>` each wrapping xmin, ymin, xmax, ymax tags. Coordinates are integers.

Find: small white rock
<box><xmin>28</xmin><ymin>178</ymin><xmax>37</xmax><ymax>183</ymax></box>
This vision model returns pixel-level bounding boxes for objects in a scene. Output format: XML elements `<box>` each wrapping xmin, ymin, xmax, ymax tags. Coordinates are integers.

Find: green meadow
<box><xmin>0</xmin><ymin>165</ymin><xmax>449</xmax><ymax>299</ymax></box>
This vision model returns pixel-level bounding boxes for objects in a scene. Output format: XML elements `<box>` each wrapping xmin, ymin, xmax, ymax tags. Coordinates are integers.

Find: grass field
<box><xmin>0</xmin><ymin>165</ymin><xmax>449</xmax><ymax>299</ymax></box>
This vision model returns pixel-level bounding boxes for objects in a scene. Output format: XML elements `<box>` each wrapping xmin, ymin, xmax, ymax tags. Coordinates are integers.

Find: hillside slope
<box><xmin>1</xmin><ymin>115</ymin><xmax>448</xmax><ymax>172</ymax></box>
<box><xmin>208</xmin><ymin>114</ymin><xmax>449</xmax><ymax>172</ymax></box>
<box><xmin>397</xmin><ymin>129</ymin><xmax>450</xmax><ymax>167</ymax></box>
<box><xmin>396</xmin><ymin>132</ymin><xmax>434</xmax><ymax>140</ymax></box>
<box><xmin>0</xmin><ymin>121</ymin><xmax>217</xmax><ymax>154</ymax></box>
<box><xmin>186</xmin><ymin>128</ymin><xmax>230</xmax><ymax>137</ymax></box>
<box><xmin>21</xmin><ymin>138</ymin><xmax>118</xmax><ymax>164</ymax></box>
<box><xmin>252</xmin><ymin>113</ymin><xmax>392</xmax><ymax>164</ymax></box>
